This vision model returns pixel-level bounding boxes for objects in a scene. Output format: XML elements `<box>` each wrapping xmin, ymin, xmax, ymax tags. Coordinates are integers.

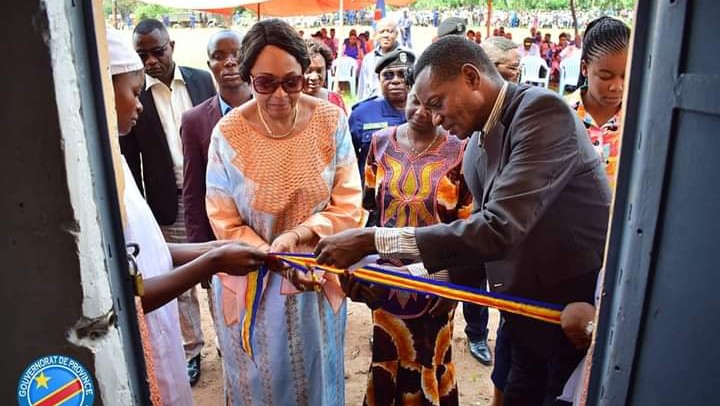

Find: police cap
<box><xmin>437</xmin><ymin>17</ymin><xmax>467</xmax><ymax>37</ymax></box>
<box><xmin>375</xmin><ymin>49</ymin><xmax>416</xmax><ymax>74</ymax></box>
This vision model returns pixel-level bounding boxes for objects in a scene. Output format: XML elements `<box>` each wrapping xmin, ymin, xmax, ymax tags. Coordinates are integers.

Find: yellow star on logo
<box><xmin>35</xmin><ymin>372</ymin><xmax>51</xmax><ymax>390</ymax></box>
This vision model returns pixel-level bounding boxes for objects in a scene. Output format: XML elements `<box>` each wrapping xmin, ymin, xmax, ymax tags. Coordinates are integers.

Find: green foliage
<box><xmin>102</xmin><ymin>0</ymin><xmax>175</xmax><ymax>19</ymax></box>
<box><xmin>103</xmin><ymin>0</ymin><xmax>139</xmax><ymax>17</ymax></box>
<box><xmin>133</xmin><ymin>4</ymin><xmax>174</xmax><ymax>20</ymax></box>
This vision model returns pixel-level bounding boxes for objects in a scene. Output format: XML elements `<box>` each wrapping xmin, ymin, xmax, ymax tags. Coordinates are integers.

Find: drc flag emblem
<box><xmin>17</xmin><ymin>355</ymin><xmax>95</xmax><ymax>406</ymax></box>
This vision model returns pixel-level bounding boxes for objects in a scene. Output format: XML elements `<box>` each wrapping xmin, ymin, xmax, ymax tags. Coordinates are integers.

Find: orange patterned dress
<box><xmin>566</xmin><ymin>89</ymin><xmax>623</xmax><ymax>191</ymax></box>
<box><xmin>362</xmin><ymin>127</ymin><xmax>473</xmax><ymax>406</ymax></box>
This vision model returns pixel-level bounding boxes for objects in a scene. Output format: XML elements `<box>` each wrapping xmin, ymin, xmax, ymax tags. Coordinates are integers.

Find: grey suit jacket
<box><xmin>416</xmin><ymin>84</ymin><xmax>611</xmax><ymax>352</ymax></box>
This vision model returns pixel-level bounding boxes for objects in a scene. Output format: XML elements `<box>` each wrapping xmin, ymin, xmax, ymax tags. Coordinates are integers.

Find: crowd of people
<box><xmin>104</xmin><ymin>9</ymin><xmax>629</xmax><ymax>406</ymax></box>
<box><xmin>268</xmin><ymin>6</ymin><xmax>632</xmax><ymax>31</ymax></box>
<box><xmin>413</xmin><ymin>7</ymin><xmax>632</xmax><ymax>30</ymax></box>
<box><xmin>300</xmin><ymin>18</ymin><xmax>588</xmax><ymax>95</ymax></box>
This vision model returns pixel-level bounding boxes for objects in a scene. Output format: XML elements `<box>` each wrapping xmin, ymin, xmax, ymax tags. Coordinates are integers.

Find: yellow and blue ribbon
<box><xmin>238</xmin><ymin>252</ymin><xmax>564</xmax><ymax>358</ymax></box>
<box><xmin>240</xmin><ymin>265</ymin><xmax>267</xmax><ymax>358</ymax></box>
<box><xmin>274</xmin><ymin>252</ymin><xmax>563</xmax><ymax>325</ymax></box>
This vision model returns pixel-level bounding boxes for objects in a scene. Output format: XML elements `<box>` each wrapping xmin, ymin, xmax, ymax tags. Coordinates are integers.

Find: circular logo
<box><xmin>17</xmin><ymin>355</ymin><xmax>95</xmax><ymax>406</ymax></box>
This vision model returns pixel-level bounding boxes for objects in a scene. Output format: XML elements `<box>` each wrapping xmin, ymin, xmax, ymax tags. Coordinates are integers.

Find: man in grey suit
<box><xmin>315</xmin><ymin>36</ymin><xmax>611</xmax><ymax>405</ymax></box>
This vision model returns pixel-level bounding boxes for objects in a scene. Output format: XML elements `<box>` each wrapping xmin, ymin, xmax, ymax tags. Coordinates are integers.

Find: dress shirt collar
<box><xmin>218</xmin><ymin>96</ymin><xmax>232</xmax><ymax>116</ymax></box>
<box><xmin>478</xmin><ymin>81</ymin><xmax>509</xmax><ymax>147</ymax></box>
<box><xmin>145</xmin><ymin>64</ymin><xmax>184</xmax><ymax>90</ymax></box>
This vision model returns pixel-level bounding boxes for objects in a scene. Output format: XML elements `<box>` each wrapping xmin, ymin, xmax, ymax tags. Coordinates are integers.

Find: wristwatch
<box><xmin>585</xmin><ymin>320</ymin><xmax>595</xmax><ymax>337</ymax></box>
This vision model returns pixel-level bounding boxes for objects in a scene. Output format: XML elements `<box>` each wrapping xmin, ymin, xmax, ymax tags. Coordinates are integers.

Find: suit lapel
<box><xmin>480</xmin><ymin>121</ymin><xmax>507</xmax><ymax>207</ymax></box>
<box><xmin>139</xmin><ymin>86</ymin><xmax>174</xmax><ymax>166</ymax></box>
<box><xmin>180</xmin><ymin>66</ymin><xmax>193</xmax><ymax>103</ymax></box>
<box><xmin>208</xmin><ymin>96</ymin><xmax>222</xmax><ymax>124</ymax></box>
<box><xmin>180</xmin><ymin>66</ymin><xmax>204</xmax><ymax>106</ymax></box>
<box><xmin>478</xmin><ymin>85</ymin><xmax>518</xmax><ymax>207</ymax></box>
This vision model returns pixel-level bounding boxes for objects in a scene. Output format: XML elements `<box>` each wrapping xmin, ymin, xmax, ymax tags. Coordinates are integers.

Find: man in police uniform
<box><xmin>349</xmin><ymin>49</ymin><xmax>415</xmax><ymax>180</ymax></box>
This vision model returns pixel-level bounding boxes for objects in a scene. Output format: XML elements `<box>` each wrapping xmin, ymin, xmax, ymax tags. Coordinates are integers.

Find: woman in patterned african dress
<box><xmin>350</xmin><ymin>87</ymin><xmax>473</xmax><ymax>406</ymax></box>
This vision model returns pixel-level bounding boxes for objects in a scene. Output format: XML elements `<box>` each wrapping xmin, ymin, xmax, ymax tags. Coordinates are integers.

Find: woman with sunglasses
<box><xmin>303</xmin><ymin>39</ymin><xmax>346</xmax><ymax>112</ymax></box>
<box><xmin>205</xmin><ymin>19</ymin><xmax>366</xmax><ymax>405</ymax></box>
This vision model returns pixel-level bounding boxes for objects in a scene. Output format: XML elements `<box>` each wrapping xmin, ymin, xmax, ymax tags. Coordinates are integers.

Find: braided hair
<box><xmin>577</xmin><ymin>16</ymin><xmax>630</xmax><ymax>87</ymax></box>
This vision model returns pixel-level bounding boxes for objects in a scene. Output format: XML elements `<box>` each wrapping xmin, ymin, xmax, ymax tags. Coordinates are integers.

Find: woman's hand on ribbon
<box><xmin>283</xmin><ymin>267</ymin><xmax>324</xmax><ymax>292</ymax></box>
<box><xmin>315</xmin><ymin>228</ymin><xmax>377</xmax><ymax>268</ymax></box>
<box><xmin>270</xmin><ymin>231</ymin><xmax>301</xmax><ymax>253</ymax></box>
<box><xmin>340</xmin><ymin>273</ymin><xmax>386</xmax><ymax>309</ymax></box>
<box><xmin>208</xmin><ymin>242</ymin><xmax>270</xmax><ymax>276</ymax></box>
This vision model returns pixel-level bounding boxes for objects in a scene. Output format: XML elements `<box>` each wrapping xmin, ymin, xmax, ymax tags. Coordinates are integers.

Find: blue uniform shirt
<box><xmin>348</xmin><ymin>95</ymin><xmax>406</xmax><ymax>181</ymax></box>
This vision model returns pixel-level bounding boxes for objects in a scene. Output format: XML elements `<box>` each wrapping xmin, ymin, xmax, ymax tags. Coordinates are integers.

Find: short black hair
<box><xmin>239</xmin><ymin>19</ymin><xmax>310</xmax><ymax>83</ymax></box>
<box><xmin>207</xmin><ymin>30</ymin><xmax>243</xmax><ymax>57</ymax></box>
<box><xmin>414</xmin><ymin>35</ymin><xmax>501</xmax><ymax>84</ymax></box>
<box><xmin>581</xmin><ymin>16</ymin><xmax>631</xmax><ymax>64</ymax></box>
<box><xmin>134</xmin><ymin>19</ymin><xmax>167</xmax><ymax>37</ymax></box>
<box><xmin>304</xmin><ymin>39</ymin><xmax>333</xmax><ymax>70</ymax></box>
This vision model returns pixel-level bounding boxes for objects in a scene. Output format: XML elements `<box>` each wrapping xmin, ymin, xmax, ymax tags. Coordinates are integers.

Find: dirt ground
<box><xmin>122</xmin><ymin>23</ymin><xmax>569</xmax><ymax>405</ymax></box>
<box><xmin>192</xmin><ymin>289</ymin><xmax>499</xmax><ymax>406</ymax></box>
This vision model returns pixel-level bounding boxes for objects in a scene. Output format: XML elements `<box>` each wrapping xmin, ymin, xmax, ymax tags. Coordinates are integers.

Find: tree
<box><xmin>102</xmin><ymin>0</ymin><xmax>140</xmax><ymax>18</ymax></box>
<box><xmin>133</xmin><ymin>4</ymin><xmax>174</xmax><ymax>21</ymax></box>
<box><xmin>570</xmin><ymin>0</ymin><xmax>579</xmax><ymax>35</ymax></box>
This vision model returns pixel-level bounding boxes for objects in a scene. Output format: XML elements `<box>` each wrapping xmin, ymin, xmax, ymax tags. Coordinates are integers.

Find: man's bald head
<box><xmin>376</xmin><ymin>18</ymin><xmax>399</xmax><ymax>53</ymax></box>
<box><xmin>207</xmin><ymin>30</ymin><xmax>243</xmax><ymax>57</ymax></box>
<box><xmin>379</xmin><ymin>17</ymin><xmax>397</xmax><ymax>30</ymax></box>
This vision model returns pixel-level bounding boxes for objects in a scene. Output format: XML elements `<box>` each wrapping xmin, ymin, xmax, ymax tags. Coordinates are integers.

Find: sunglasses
<box><xmin>380</xmin><ymin>68</ymin><xmax>407</xmax><ymax>82</ymax></box>
<box><xmin>251</xmin><ymin>74</ymin><xmax>305</xmax><ymax>94</ymax></box>
<box><xmin>136</xmin><ymin>42</ymin><xmax>170</xmax><ymax>62</ymax></box>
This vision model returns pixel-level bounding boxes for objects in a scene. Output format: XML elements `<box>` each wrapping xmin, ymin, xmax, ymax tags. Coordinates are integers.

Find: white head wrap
<box><xmin>106</xmin><ymin>29</ymin><xmax>143</xmax><ymax>76</ymax></box>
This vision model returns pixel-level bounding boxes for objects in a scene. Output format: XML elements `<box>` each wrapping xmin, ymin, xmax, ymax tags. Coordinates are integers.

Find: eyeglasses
<box><xmin>136</xmin><ymin>42</ymin><xmax>170</xmax><ymax>62</ymax></box>
<box><xmin>250</xmin><ymin>74</ymin><xmax>305</xmax><ymax>94</ymax></box>
<box><xmin>380</xmin><ymin>68</ymin><xmax>407</xmax><ymax>82</ymax></box>
<box><xmin>496</xmin><ymin>62</ymin><xmax>520</xmax><ymax>72</ymax></box>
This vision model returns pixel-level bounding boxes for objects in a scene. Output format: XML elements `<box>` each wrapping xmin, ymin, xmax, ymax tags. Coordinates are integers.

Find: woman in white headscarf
<box><xmin>106</xmin><ymin>29</ymin><xmax>276</xmax><ymax>406</ymax></box>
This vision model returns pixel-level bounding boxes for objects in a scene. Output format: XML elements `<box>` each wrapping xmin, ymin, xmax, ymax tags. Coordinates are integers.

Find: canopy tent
<box><xmin>138</xmin><ymin>0</ymin><xmax>415</xmax><ymax>17</ymax></box>
<box><xmin>244</xmin><ymin>0</ymin><xmax>376</xmax><ymax>17</ymax></box>
<box><xmin>384</xmin><ymin>0</ymin><xmax>416</xmax><ymax>6</ymax></box>
<box><xmin>242</xmin><ymin>0</ymin><xmax>416</xmax><ymax>17</ymax></box>
<box><xmin>137</xmin><ymin>0</ymin><xmax>266</xmax><ymax>16</ymax></box>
